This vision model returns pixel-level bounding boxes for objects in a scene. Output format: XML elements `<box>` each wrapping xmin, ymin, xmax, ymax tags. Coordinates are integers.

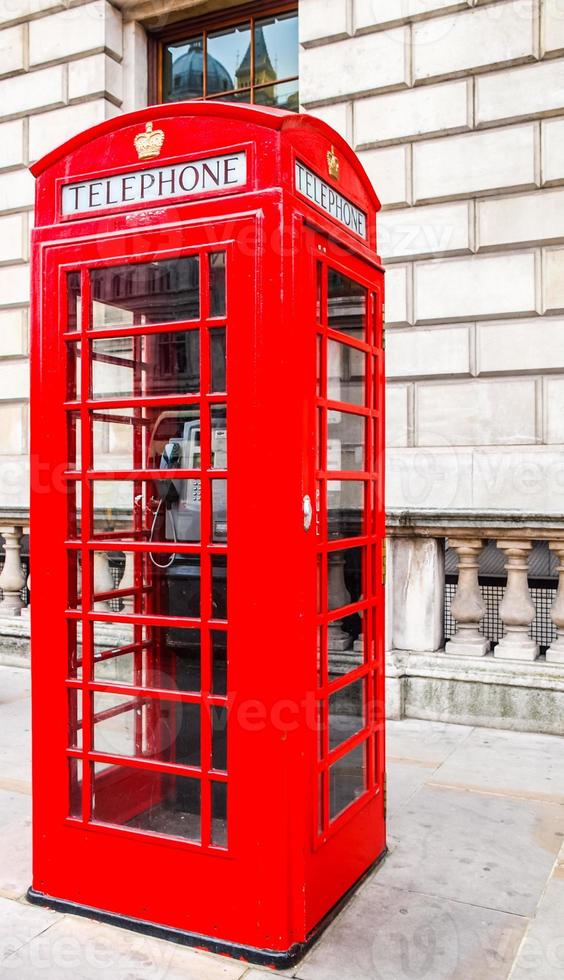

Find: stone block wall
<box><xmin>300</xmin><ymin>0</ymin><xmax>564</xmax><ymax>516</ymax></box>
<box><xmin>0</xmin><ymin>0</ymin><xmax>146</xmax><ymax>513</ymax></box>
<box><xmin>1</xmin><ymin>0</ymin><xmax>564</xmax><ymax>522</ymax></box>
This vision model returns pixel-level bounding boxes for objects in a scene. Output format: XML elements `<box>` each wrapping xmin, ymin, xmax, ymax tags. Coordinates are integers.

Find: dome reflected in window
<box><xmin>159</xmin><ymin>8</ymin><xmax>298</xmax><ymax>111</ymax></box>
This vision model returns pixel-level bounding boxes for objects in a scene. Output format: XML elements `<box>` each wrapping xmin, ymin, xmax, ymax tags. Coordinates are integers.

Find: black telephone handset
<box><xmin>158</xmin><ymin>440</ymin><xmax>182</xmax><ymax>504</ymax></box>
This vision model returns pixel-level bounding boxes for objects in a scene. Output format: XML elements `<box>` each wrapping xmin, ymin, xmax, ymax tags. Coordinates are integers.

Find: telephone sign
<box><xmin>28</xmin><ymin>102</ymin><xmax>385</xmax><ymax>968</ymax></box>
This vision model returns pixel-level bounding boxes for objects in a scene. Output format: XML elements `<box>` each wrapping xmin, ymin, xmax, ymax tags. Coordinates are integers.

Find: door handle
<box><xmin>303</xmin><ymin>494</ymin><xmax>313</xmax><ymax>531</ymax></box>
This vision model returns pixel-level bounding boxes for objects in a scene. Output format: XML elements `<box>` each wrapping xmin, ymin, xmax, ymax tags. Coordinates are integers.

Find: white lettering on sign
<box><xmin>294</xmin><ymin>160</ymin><xmax>367</xmax><ymax>239</ymax></box>
<box><xmin>61</xmin><ymin>151</ymin><xmax>247</xmax><ymax>217</ymax></box>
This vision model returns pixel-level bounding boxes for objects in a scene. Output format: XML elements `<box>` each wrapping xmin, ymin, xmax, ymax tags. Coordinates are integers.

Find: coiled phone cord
<box><xmin>148</xmin><ymin>497</ymin><xmax>177</xmax><ymax>569</ymax></box>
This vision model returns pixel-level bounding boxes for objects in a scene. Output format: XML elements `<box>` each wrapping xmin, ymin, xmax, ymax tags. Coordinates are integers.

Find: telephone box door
<box><xmin>301</xmin><ymin>228</ymin><xmax>385</xmax><ymax>928</ymax></box>
<box><xmin>31</xmin><ymin>212</ymin><xmax>313</xmax><ymax>953</ymax></box>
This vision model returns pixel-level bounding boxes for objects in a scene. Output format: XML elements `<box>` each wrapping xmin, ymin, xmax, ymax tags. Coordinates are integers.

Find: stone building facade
<box><xmin>0</xmin><ymin>0</ymin><xmax>563</xmax><ymax>732</ymax></box>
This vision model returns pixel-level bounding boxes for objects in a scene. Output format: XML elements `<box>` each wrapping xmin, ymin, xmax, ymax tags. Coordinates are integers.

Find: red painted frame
<box><xmin>29</xmin><ymin>101</ymin><xmax>385</xmax><ymax>966</ymax></box>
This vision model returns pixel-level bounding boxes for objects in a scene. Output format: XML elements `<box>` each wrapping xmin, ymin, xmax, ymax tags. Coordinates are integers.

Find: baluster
<box><xmin>445</xmin><ymin>538</ymin><xmax>490</xmax><ymax>656</ymax></box>
<box><xmin>328</xmin><ymin>551</ymin><xmax>351</xmax><ymax>651</ymax></box>
<box><xmin>495</xmin><ymin>540</ymin><xmax>538</xmax><ymax>661</ymax></box>
<box><xmin>546</xmin><ymin>542</ymin><xmax>564</xmax><ymax>664</ymax></box>
<box><xmin>0</xmin><ymin>526</ymin><xmax>26</xmax><ymax>617</ymax></box>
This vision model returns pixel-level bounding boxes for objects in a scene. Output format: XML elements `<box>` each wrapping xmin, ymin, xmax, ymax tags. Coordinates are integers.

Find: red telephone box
<box><xmin>28</xmin><ymin>101</ymin><xmax>385</xmax><ymax>967</ymax></box>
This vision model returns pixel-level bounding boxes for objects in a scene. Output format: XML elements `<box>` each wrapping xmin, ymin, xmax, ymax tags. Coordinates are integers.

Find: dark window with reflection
<box><xmin>90</xmin><ymin>257</ymin><xmax>199</xmax><ymax>328</ymax></box>
<box><xmin>159</xmin><ymin>8</ymin><xmax>298</xmax><ymax>111</ymax></box>
<box><xmin>328</xmin><ymin>270</ymin><xmax>367</xmax><ymax>340</ymax></box>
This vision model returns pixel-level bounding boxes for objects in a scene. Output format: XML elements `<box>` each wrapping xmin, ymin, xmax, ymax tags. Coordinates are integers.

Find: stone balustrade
<box><xmin>1</xmin><ymin>514</ymin><xmax>564</xmax><ymax>660</ymax></box>
<box><xmin>1</xmin><ymin>511</ymin><xmax>564</xmax><ymax>732</ymax></box>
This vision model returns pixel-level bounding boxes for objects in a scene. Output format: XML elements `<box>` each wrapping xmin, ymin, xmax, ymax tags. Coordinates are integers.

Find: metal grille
<box><xmin>108</xmin><ymin>554</ymin><xmax>126</xmax><ymax>612</ymax></box>
<box><xmin>445</xmin><ymin>578</ymin><xmax>557</xmax><ymax>652</ymax></box>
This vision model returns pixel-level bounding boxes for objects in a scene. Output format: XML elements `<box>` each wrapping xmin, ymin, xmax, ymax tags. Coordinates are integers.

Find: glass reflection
<box><xmin>92</xmin><ymin>762</ymin><xmax>201</xmax><ymax>842</ymax></box>
<box><xmin>211</xmin><ymin>781</ymin><xmax>227</xmax><ymax>847</ymax></box>
<box><xmin>327</xmin><ymin>340</ymin><xmax>365</xmax><ymax>406</ymax></box>
<box><xmin>66</xmin><ymin>271</ymin><xmax>81</xmax><ymax>331</ymax></box>
<box><xmin>327</xmin><ymin>410</ymin><xmax>365</xmax><ymax>471</ymax></box>
<box><xmin>329</xmin><ymin>679</ymin><xmax>365</xmax><ymax>750</ymax></box>
<box><xmin>327</xmin><ymin>480</ymin><xmax>365</xmax><ymax>539</ymax></box>
<box><xmin>254</xmin><ymin>79</ymin><xmax>299</xmax><ymax>111</ymax></box>
<box><xmin>207</xmin><ymin>23</ymin><xmax>250</xmax><ymax>93</ymax></box>
<box><xmin>209</xmin><ymin>253</ymin><xmax>226</xmax><ymax>317</ymax></box>
<box><xmin>91</xmin><ymin>329</ymin><xmax>200</xmax><ymax>400</ymax></box>
<box><xmin>328</xmin><ymin>270</ymin><xmax>367</xmax><ymax>339</ymax></box>
<box><xmin>329</xmin><ymin>742</ymin><xmax>366</xmax><ymax>820</ymax></box>
<box><xmin>90</xmin><ymin>257</ymin><xmax>199</xmax><ymax>328</ymax></box>
<box><xmin>211</xmin><ymin>630</ymin><xmax>227</xmax><ymax>694</ymax></box>
<box><xmin>163</xmin><ymin>37</ymin><xmax>204</xmax><ymax>101</ymax></box>
<box><xmin>327</xmin><ymin>547</ymin><xmax>363</xmax><ymax>612</ymax></box>
<box><xmin>210</xmin><ymin>327</ymin><xmax>226</xmax><ymax>391</ymax></box>
<box><xmin>255</xmin><ymin>13</ymin><xmax>298</xmax><ymax>84</ymax></box>
<box><xmin>328</xmin><ymin>611</ymin><xmax>364</xmax><ymax>681</ymax></box>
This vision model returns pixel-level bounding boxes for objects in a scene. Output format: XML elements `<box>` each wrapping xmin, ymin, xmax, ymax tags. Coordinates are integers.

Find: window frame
<box><xmin>148</xmin><ymin>0</ymin><xmax>299</xmax><ymax>108</ymax></box>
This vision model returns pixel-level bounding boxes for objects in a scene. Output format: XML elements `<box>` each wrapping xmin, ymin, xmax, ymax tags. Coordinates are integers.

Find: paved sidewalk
<box><xmin>0</xmin><ymin>664</ymin><xmax>563</xmax><ymax>980</ymax></box>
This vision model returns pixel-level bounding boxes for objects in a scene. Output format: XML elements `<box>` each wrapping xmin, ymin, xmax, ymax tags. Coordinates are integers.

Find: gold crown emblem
<box><xmin>134</xmin><ymin>121</ymin><xmax>165</xmax><ymax>161</ymax></box>
<box><xmin>327</xmin><ymin>145</ymin><xmax>340</xmax><ymax>181</ymax></box>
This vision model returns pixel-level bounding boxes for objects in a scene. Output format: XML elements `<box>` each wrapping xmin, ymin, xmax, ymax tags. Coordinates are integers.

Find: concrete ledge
<box><xmin>2</xmin><ymin>618</ymin><xmax>563</xmax><ymax>735</ymax></box>
<box><xmin>387</xmin><ymin>648</ymin><xmax>564</xmax><ymax>735</ymax></box>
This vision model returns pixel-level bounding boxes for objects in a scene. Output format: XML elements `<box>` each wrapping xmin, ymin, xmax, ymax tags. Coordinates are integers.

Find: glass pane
<box><xmin>212</xmin><ymin>555</ymin><xmax>227</xmax><ymax>620</ymax></box>
<box><xmin>67</xmin><ymin>341</ymin><xmax>81</xmax><ymax>400</ymax></box>
<box><xmin>255</xmin><ymin>12</ymin><xmax>298</xmax><ymax>84</ymax></box>
<box><xmin>92</xmin><ymin>623</ymin><xmax>202</xmax><ymax>693</ymax></box>
<box><xmin>68</xmin><ymin>619</ymin><xmax>83</xmax><ymax>679</ymax></box>
<box><xmin>92</xmin><ymin>551</ymin><xmax>201</xmax><ymax>619</ymax></box>
<box><xmin>66</xmin><ymin>271</ymin><xmax>81</xmax><ymax>332</ymax></box>
<box><xmin>92</xmin><ymin>762</ymin><xmax>201</xmax><ymax>842</ymax></box>
<box><xmin>211</xmin><ymin>630</ymin><xmax>227</xmax><ymax>695</ymax></box>
<box><xmin>211</xmin><ymin>781</ymin><xmax>227</xmax><ymax>847</ymax></box>
<box><xmin>210</xmin><ymin>327</ymin><xmax>226</xmax><ymax>391</ymax></box>
<box><xmin>93</xmin><ymin>621</ymin><xmax>136</xmax><ymax>684</ymax></box>
<box><xmin>163</xmin><ymin>37</ymin><xmax>204</xmax><ymax>102</ymax></box>
<box><xmin>327</xmin><ymin>340</ymin><xmax>365</xmax><ymax>406</ymax></box>
<box><xmin>328</xmin><ymin>611</ymin><xmax>364</xmax><ymax>681</ymax></box>
<box><xmin>164</xmin><ymin>557</ymin><xmax>201</xmax><ymax>619</ymax></box>
<box><xmin>328</xmin><ymin>270</ymin><xmax>367</xmax><ymax>340</ymax></box>
<box><xmin>327</xmin><ymin>480</ymin><xmax>365</xmax><ymax>539</ymax></box>
<box><xmin>327</xmin><ymin>547</ymin><xmax>363</xmax><ymax>612</ymax></box>
<box><xmin>67</xmin><ymin>480</ymin><xmax>81</xmax><ymax>539</ymax></box>
<box><xmin>254</xmin><ymin>79</ymin><xmax>299</xmax><ymax>111</ymax></box>
<box><xmin>327</xmin><ymin>411</ymin><xmax>365</xmax><ymax>471</ymax></box>
<box><xmin>92</xmin><ymin>692</ymin><xmax>201</xmax><ymax>766</ymax></box>
<box><xmin>91</xmin><ymin>330</ymin><xmax>199</xmax><ymax>400</ymax></box>
<box><xmin>207</xmin><ymin>23</ymin><xmax>250</xmax><ymax>94</ymax></box>
<box><xmin>329</xmin><ymin>679</ymin><xmax>365</xmax><ymax>750</ymax></box>
<box><xmin>208</xmin><ymin>89</ymin><xmax>251</xmax><ymax>104</ymax></box>
<box><xmin>211</xmin><ymin>405</ymin><xmax>227</xmax><ymax>468</ymax></box>
<box><xmin>148</xmin><ymin>626</ymin><xmax>201</xmax><ymax>692</ymax></box>
<box><xmin>90</xmin><ymin>258</ymin><xmax>199</xmax><ymax>328</ymax></box>
<box><xmin>68</xmin><ymin>759</ymin><xmax>82</xmax><ymax>818</ymax></box>
<box><xmin>92</xmin><ymin>480</ymin><xmax>135</xmax><ymax>536</ymax></box>
<box><xmin>91</xmin><ymin>403</ymin><xmax>203</xmax><ymax>478</ymax></box>
<box><xmin>91</xmin><ymin>407</ymin><xmax>135</xmax><ymax>471</ymax></box>
<box><xmin>68</xmin><ymin>688</ymin><xmax>82</xmax><ymax>748</ymax></box>
<box><xmin>209</xmin><ymin>253</ymin><xmax>226</xmax><ymax>317</ymax></box>
<box><xmin>212</xmin><ymin>705</ymin><xmax>227</xmax><ymax>771</ymax></box>
<box><xmin>329</xmin><ymin>742</ymin><xmax>367</xmax><ymax>820</ymax></box>
<box><xmin>212</xmin><ymin>479</ymin><xmax>227</xmax><ymax>542</ymax></box>
<box><xmin>67</xmin><ymin>412</ymin><xmax>81</xmax><ymax>470</ymax></box>
<box><xmin>68</xmin><ymin>551</ymin><xmax>81</xmax><ymax>609</ymax></box>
